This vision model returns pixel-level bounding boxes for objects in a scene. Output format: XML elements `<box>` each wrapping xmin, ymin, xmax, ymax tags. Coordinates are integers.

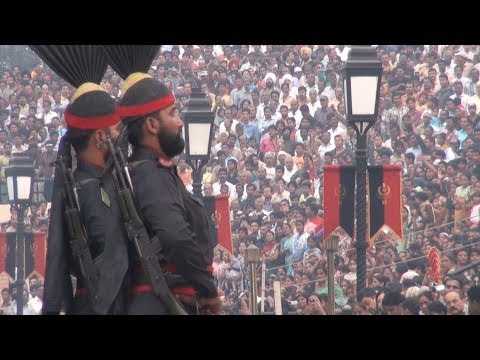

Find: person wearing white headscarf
<box><xmin>264</xmin><ymin>72</ymin><xmax>277</xmax><ymax>84</ymax></box>
<box><xmin>259</xmin><ymin>73</ymin><xmax>280</xmax><ymax>99</ymax></box>
<box><xmin>279</xmin><ymin>73</ymin><xmax>298</xmax><ymax>98</ymax></box>
<box><xmin>258</xmin><ymin>72</ymin><xmax>281</xmax><ymax>119</ymax></box>
<box><xmin>278</xmin><ymin>73</ymin><xmax>291</xmax><ymax>87</ymax></box>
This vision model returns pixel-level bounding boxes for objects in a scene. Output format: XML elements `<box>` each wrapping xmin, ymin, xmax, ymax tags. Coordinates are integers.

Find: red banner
<box><xmin>0</xmin><ymin>233</ymin><xmax>6</xmax><ymax>274</ymax></box>
<box><xmin>33</xmin><ymin>233</ymin><xmax>47</xmax><ymax>277</ymax></box>
<box><xmin>383</xmin><ymin>165</ymin><xmax>403</xmax><ymax>241</ymax></box>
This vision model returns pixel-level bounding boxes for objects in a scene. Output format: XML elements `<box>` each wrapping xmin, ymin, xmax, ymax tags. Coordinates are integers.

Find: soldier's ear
<box><xmin>93</xmin><ymin>129</ymin><xmax>102</xmax><ymax>144</ymax></box>
<box><xmin>95</xmin><ymin>129</ymin><xmax>110</xmax><ymax>147</ymax></box>
<box><xmin>145</xmin><ymin>115</ymin><xmax>160</xmax><ymax>134</ymax></box>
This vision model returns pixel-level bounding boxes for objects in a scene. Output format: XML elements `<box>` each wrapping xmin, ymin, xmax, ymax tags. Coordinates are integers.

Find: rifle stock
<box><xmin>108</xmin><ymin>137</ymin><xmax>188</xmax><ymax>315</ymax></box>
<box><xmin>55</xmin><ymin>155</ymin><xmax>98</xmax><ymax>308</ymax></box>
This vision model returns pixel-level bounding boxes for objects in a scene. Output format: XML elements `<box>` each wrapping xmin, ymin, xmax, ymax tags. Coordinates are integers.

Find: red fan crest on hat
<box><xmin>426</xmin><ymin>247</ymin><xmax>441</xmax><ymax>283</ymax></box>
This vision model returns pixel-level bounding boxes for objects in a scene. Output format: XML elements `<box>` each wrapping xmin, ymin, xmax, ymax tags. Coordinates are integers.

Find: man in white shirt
<box><xmin>37</xmin><ymin>99</ymin><xmax>59</xmax><ymax>126</ymax></box>
<box><xmin>212</xmin><ymin>167</ymin><xmax>236</xmax><ymax>198</ymax></box>
<box><xmin>307</xmin><ymin>89</ymin><xmax>321</xmax><ymax>116</ymax></box>
<box><xmin>288</xmin><ymin>99</ymin><xmax>303</xmax><ymax>129</ymax></box>
<box><xmin>318</xmin><ymin>131</ymin><xmax>335</xmax><ymax>160</ymax></box>
<box><xmin>28</xmin><ymin>284</ymin><xmax>42</xmax><ymax>315</ymax></box>
<box><xmin>327</xmin><ymin>113</ymin><xmax>347</xmax><ymax>142</ymax></box>
<box><xmin>452</xmin><ymin>64</ymin><xmax>471</xmax><ymax>91</ymax></box>
<box><xmin>449</xmin><ymin>81</ymin><xmax>470</xmax><ymax>108</ymax></box>
<box><xmin>292</xmin><ymin>67</ymin><xmax>303</xmax><ymax>89</ymax></box>
<box><xmin>305</xmin><ymin>73</ymin><xmax>319</xmax><ymax>96</ymax></box>
<box><xmin>467</xmin><ymin>83</ymin><xmax>480</xmax><ymax>109</ymax></box>
<box><xmin>283</xmin><ymin>156</ymin><xmax>298</xmax><ymax>183</ymax></box>
<box><xmin>321</xmin><ymin>72</ymin><xmax>337</xmax><ymax>101</ymax></box>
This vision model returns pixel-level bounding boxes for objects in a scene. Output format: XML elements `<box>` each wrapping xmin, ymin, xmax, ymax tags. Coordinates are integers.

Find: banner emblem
<box><xmin>334</xmin><ymin>185</ymin><xmax>346</xmax><ymax>205</ymax></box>
<box><xmin>377</xmin><ymin>182</ymin><xmax>391</xmax><ymax>205</ymax></box>
<box><xmin>212</xmin><ymin>210</ymin><xmax>221</xmax><ymax>230</ymax></box>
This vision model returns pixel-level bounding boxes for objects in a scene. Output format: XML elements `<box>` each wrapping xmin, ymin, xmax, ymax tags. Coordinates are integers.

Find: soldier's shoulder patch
<box><xmin>101</xmin><ymin>187</ymin><xmax>111</xmax><ymax>208</ymax></box>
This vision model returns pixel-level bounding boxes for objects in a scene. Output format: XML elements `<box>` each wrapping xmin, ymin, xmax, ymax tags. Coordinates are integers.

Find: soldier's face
<box><xmin>97</xmin><ymin>127</ymin><xmax>115</xmax><ymax>161</ymax></box>
<box><xmin>156</xmin><ymin>105</ymin><xmax>185</xmax><ymax>158</ymax></box>
<box><xmin>108</xmin><ymin>122</ymin><xmax>122</xmax><ymax>141</ymax></box>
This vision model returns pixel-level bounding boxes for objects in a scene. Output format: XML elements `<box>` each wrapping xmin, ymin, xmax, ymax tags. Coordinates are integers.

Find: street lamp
<box><xmin>245</xmin><ymin>244</ymin><xmax>261</xmax><ymax>315</ymax></box>
<box><xmin>343</xmin><ymin>46</ymin><xmax>382</xmax><ymax>300</ymax></box>
<box><xmin>182</xmin><ymin>88</ymin><xmax>215</xmax><ymax>199</ymax></box>
<box><xmin>5</xmin><ymin>156</ymin><xmax>35</xmax><ymax>315</ymax></box>
<box><xmin>325</xmin><ymin>235</ymin><xmax>340</xmax><ymax>315</ymax></box>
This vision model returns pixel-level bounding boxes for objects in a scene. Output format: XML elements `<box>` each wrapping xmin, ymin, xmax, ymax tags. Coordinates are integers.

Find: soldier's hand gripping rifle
<box><xmin>107</xmin><ymin>136</ymin><xmax>188</xmax><ymax>315</ymax></box>
<box><xmin>54</xmin><ymin>155</ymin><xmax>98</xmax><ymax>308</ymax></box>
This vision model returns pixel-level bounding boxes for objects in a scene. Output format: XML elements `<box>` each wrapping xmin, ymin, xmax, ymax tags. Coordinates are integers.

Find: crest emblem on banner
<box><xmin>377</xmin><ymin>182</ymin><xmax>391</xmax><ymax>205</ymax></box>
<box><xmin>212</xmin><ymin>210</ymin><xmax>221</xmax><ymax>230</ymax></box>
<box><xmin>334</xmin><ymin>185</ymin><xmax>346</xmax><ymax>205</ymax></box>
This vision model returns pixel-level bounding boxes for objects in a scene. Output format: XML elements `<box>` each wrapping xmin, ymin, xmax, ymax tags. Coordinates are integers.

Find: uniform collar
<box><xmin>130</xmin><ymin>146</ymin><xmax>176</xmax><ymax>169</ymax></box>
<box><xmin>76</xmin><ymin>158</ymin><xmax>105</xmax><ymax>179</ymax></box>
<box><xmin>77</xmin><ymin>155</ymin><xmax>105</xmax><ymax>170</ymax></box>
<box><xmin>158</xmin><ymin>157</ymin><xmax>174</xmax><ymax>169</ymax></box>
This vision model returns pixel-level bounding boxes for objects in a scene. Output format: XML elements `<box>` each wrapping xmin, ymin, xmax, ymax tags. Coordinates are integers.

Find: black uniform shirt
<box><xmin>42</xmin><ymin>157</ymin><xmax>129</xmax><ymax>315</ymax></box>
<box><xmin>129</xmin><ymin>147</ymin><xmax>217</xmax><ymax>299</ymax></box>
<box><xmin>74</xmin><ymin>160</ymin><xmax>129</xmax><ymax>314</ymax></box>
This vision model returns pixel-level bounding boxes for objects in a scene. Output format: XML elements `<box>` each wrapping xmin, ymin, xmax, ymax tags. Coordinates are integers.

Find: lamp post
<box><xmin>325</xmin><ymin>235</ymin><xmax>340</xmax><ymax>315</ymax></box>
<box><xmin>343</xmin><ymin>46</ymin><xmax>382</xmax><ymax>300</ymax></box>
<box><xmin>245</xmin><ymin>244</ymin><xmax>261</xmax><ymax>315</ymax></box>
<box><xmin>5</xmin><ymin>156</ymin><xmax>35</xmax><ymax>315</ymax></box>
<box><xmin>182</xmin><ymin>88</ymin><xmax>215</xmax><ymax>199</ymax></box>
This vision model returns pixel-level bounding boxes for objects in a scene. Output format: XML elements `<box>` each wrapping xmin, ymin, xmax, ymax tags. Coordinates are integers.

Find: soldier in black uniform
<box><xmin>43</xmin><ymin>82</ymin><xmax>130</xmax><ymax>315</ymax></box>
<box><xmin>116</xmin><ymin>72</ymin><xmax>221</xmax><ymax>315</ymax></box>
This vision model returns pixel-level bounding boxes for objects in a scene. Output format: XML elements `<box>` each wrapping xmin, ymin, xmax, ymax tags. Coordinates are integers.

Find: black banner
<box><xmin>5</xmin><ymin>233</ymin><xmax>35</xmax><ymax>280</ymax></box>
<box><xmin>368</xmin><ymin>165</ymin><xmax>403</xmax><ymax>242</ymax></box>
<box><xmin>323</xmin><ymin>165</ymin><xmax>355</xmax><ymax>239</ymax></box>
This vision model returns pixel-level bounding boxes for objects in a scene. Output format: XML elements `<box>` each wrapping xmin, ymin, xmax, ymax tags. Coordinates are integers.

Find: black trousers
<box><xmin>69</xmin><ymin>295</ymin><xmax>96</xmax><ymax>315</ymax></box>
<box><xmin>127</xmin><ymin>292</ymin><xmax>169</xmax><ymax>315</ymax></box>
<box><xmin>127</xmin><ymin>265</ymin><xmax>198</xmax><ymax>315</ymax></box>
<box><xmin>69</xmin><ymin>284</ymin><xmax>129</xmax><ymax>315</ymax></box>
<box><xmin>126</xmin><ymin>292</ymin><xmax>199</xmax><ymax>315</ymax></box>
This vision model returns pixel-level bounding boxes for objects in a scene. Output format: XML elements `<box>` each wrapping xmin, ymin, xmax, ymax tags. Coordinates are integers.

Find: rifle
<box><xmin>107</xmin><ymin>136</ymin><xmax>188</xmax><ymax>315</ymax></box>
<box><xmin>54</xmin><ymin>154</ymin><xmax>98</xmax><ymax>308</ymax></box>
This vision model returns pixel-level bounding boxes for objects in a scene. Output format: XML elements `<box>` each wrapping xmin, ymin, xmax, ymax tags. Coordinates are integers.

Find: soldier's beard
<box><xmin>158</xmin><ymin>128</ymin><xmax>185</xmax><ymax>159</ymax></box>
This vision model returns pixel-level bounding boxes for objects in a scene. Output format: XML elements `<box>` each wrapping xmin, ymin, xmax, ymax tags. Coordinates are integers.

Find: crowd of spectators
<box><xmin>0</xmin><ymin>274</ymin><xmax>43</xmax><ymax>315</ymax></box>
<box><xmin>1</xmin><ymin>44</ymin><xmax>480</xmax><ymax>315</ymax></box>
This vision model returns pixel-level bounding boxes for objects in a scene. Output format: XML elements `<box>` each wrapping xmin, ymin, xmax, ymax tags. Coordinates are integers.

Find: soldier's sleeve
<box><xmin>79</xmin><ymin>177</ymin><xmax>129</xmax><ymax>315</ymax></box>
<box><xmin>42</xmin><ymin>171</ymin><xmax>73</xmax><ymax>314</ymax></box>
<box><xmin>133</xmin><ymin>162</ymin><xmax>217</xmax><ymax>299</ymax></box>
<box><xmin>78</xmin><ymin>180</ymin><xmax>108</xmax><ymax>248</ymax></box>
